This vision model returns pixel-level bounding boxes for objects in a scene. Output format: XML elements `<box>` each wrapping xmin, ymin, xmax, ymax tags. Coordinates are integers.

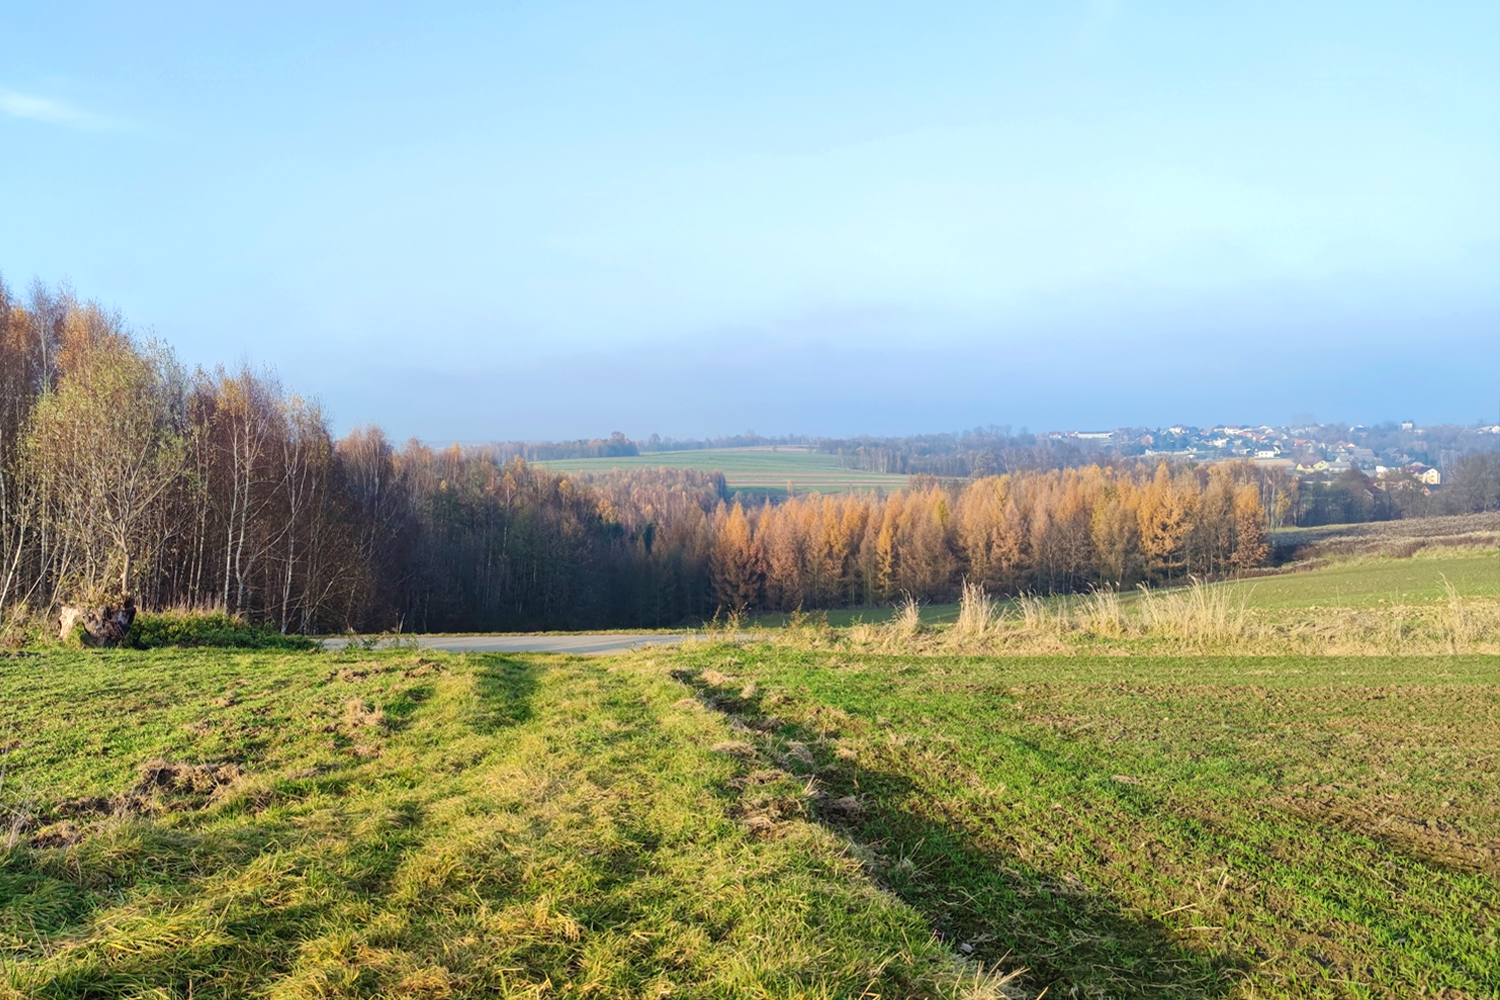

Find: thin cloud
<box><xmin>0</xmin><ymin>88</ymin><xmax>125</xmax><ymax>130</ymax></box>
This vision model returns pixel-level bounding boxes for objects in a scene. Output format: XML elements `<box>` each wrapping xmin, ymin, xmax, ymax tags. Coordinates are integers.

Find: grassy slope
<box><xmin>4</xmin><ymin>549</ymin><xmax>1497</xmax><ymax>998</ymax></box>
<box><xmin>670</xmin><ymin>647</ymin><xmax>1499</xmax><ymax>999</ymax></box>
<box><xmin>750</xmin><ymin>547</ymin><xmax>1500</xmax><ymax>627</ymax></box>
<box><xmin>5</xmin><ymin>643</ymin><xmax>1495</xmax><ymax>999</ymax></box>
<box><xmin>0</xmin><ymin>648</ymin><xmax>978</xmax><ymax>999</ymax></box>
<box><xmin>1225</xmin><ymin>549</ymin><xmax>1499</xmax><ymax>608</ymax></box>
<box><xmin>533</xmin><ymin>448</ymin><xmax>911</xmax><ymax>498</ymax></box>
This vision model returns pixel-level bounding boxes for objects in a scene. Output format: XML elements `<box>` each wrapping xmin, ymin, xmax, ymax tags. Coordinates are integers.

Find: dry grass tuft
<box><xmin>1136</xmin><ymin>577</ymin><xmax>1252</xmax><ymax>646</ymax></box>
<box><xmin>1078</xmin><ymin>586</ymin><xmax>1125</xmax><ymax>638</ymax></box>
<box><xmin>954</xmin><ymin>580</ymin><xmax>997</xmax><ymax>642</ymax></box>
<box><xmin>827</xmin><ymin>566</ymin><xmax>1500</xmax><ymax>657</ymax></box>
<box><xmin>1014</xmin><ymin>592</ymin><xmax>1059</xmax><ymax>633</ymax></box>
<box><xmin>343</xmin><ymin>698</ymin><xmax>387</xmax><ymax>731</ymax></box>
<box><xmin>891</xmin><ymin>593</ymin><xmax>923</xmax><ymax>636</ymax></box>
<box><xmin>952</xmin><ymin>962</ymin><xmax>1029</xmax><ymax>1000</ymax></box>
<box><xmin>1440</xmin><ymin>574</ymin><xmax>1472</xmax><ymax>653</ymax></box>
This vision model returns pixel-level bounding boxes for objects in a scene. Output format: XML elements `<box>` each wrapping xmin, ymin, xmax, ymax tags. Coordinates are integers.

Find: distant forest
<box><xmin>2</xmin><ymin>280</ymin><xmax>1497</xmax><ymax>633</ymax></box>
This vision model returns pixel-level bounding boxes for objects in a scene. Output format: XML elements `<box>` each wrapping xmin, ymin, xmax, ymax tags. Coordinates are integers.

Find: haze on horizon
<box><xmin>2</xmin><ymin>2</ymin><xmax>1497</xmax><ymax>441</ymax></box>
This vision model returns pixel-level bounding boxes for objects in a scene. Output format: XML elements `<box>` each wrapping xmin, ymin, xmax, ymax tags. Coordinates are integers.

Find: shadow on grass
<box><xmin>676</xmin><ymin>667</ymin><xmax>1242</xmax><ymax>1000</ymax></box>
<box><xmin>469</xmin><ymin>654</ymin><xmax>541</xmax><ymax>733</ymax></box>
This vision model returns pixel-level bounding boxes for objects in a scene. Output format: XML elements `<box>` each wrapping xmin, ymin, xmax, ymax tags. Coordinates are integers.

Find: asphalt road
<box><xmin>326</xmin><ymin>633</ymin><xmax>709</xmax><ymax>655</ymax></box>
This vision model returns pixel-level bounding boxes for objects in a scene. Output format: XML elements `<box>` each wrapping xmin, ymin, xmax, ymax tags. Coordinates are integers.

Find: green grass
<box><xmin>533</xmin><ymin>447</ymin><xmax>912</xmax><ymax>498</ymax></box>
<box><xmin>0</xmin><ymin>648</ymin><xmax>986</xmax><ymax>998</ymax></box>
<box><xmin>128</xmin><ymin>610</ymin><xmax>319</xmax><ymax>650</ymax></box>
<box><xmin>671</xmin><ymin>646</ymin><xmax>1500</xmax><ymax>999</ymax></box>
<box><xmin>1227</xmin><ymin>549</ymin><xmax>1499</xmax><ymax>609</ymax></box>
<box><xmin>4</xmin><ymin>644</ymin><xmax>1495</xmax><ymax>999</ymax></box>
<box><xmin>2</xmin><ymin>547</ymin><xmax>1496</xmax><ymax>998</ymax></box>
<box><xmin>749</xmin><ymin>547</ymin><xmax>1500</xmax><ymax>628</ymax></box>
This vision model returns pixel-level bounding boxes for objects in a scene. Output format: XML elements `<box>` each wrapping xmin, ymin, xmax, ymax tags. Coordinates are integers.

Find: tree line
<box><xmin>2</xmin><ymin>283</ymin><xmax>377</xmax><ymax>630</ymax></box>
<box><xmin>705</xmin><ymin>463</ymin><xmax>1269</xmax><ymax>612</ymax></box>
<box><xmin>13</xmin><ymin>280</ymin><xmax>1490</xmax><ymax>633</ymax></box>
<box><xmin>0</xmin><ymin>282</ymin><xmax>1273</xmax><ymax>632</ymax></box>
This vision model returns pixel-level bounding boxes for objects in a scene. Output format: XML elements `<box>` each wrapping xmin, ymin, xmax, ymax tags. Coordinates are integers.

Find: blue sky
<box><xmin>3</xmin><ymin>2</ymin><xmax>1497</xmax><ymax>440</ymax></box>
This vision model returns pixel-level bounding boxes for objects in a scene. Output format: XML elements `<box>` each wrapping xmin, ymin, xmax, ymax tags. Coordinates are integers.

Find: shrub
<box><xmin>126</xmin><ymin>610</ymin><xmax>317</xmax><ymax>651</ymax></box>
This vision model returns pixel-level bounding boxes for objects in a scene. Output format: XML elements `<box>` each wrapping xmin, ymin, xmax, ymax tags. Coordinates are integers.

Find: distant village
<box><xmin>1045</xmin><ymin>421</ymin><xmax>1500</xmax><ymax>494</ymax></box>
<box><xmin>496</xmin><ymin>422</ymin><xmax>1500</xmax><ymax>512</ymax></box>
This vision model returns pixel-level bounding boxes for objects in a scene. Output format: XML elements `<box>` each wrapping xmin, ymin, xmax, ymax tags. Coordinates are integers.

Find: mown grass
<box><xmin>669</xmin><ymin>645</ymin><xmax>1500</xmax><ymax>999</ymax></box>
<box><xmin>0</xmin><ymin>647</ymin><xmax>1004</xmax><ymax>999</ymax></box>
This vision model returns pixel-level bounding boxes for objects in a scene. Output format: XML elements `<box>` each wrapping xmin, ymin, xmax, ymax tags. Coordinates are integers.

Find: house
<box><xmin>1375</xmin><ymin>464</ymin><xmax>1441</xmax><ymax>487</ymax></box>
<box><xmin>1407</xmin><ymin>464</ymin><xmax>1442</xmax><ymax>486</ymax></box>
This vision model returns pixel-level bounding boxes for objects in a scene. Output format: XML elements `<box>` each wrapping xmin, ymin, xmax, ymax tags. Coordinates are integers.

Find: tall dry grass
<box><xmin>1136</xmin><ymin>577</ymin><xmax>1252</xmax><ymax>646</ymax></box>
<box><xmin>1014</xmin><ymin>592</ymin><xmax>1060</xmax><ymax>633</ymax></box>
<box><xmin>1078</xmin><ymin>586</ymin><xmax>1125</xmax><ymax>637</ymax></box>
<box><xmin>826</xmin><ymin>575</ymin><xmax>1500</xmax><ymax>657</ymax></box>
<box><xmin>954</xmin><ymin>579</ymin><xmax>996</xmax><ymax>641</ymax></box>
<box><xmin>1440</xmin><ymin>575</ymin><xmax>1472</xmax><ymax>653</ymax></box>
<box><xmin>891</xmin><ymin>593</ymin><xmax>923</xmax><ymax>637</ymax></box>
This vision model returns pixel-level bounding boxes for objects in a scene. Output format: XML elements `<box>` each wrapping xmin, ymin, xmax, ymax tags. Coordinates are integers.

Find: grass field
<box><xmin>533</xmin><ymin>446</ymin><xmax>912</xmax><ymax>498</ymax></box>
<box><xmin>672</xmin><ymin>647</ymin><xmax>1500</xmax><ymax>998</ymax></box>
<box><xmin>0</xmin><ymin>648</ymin><xmax>978</xmax><ymax>998</ymax></box>
<box><xmin>1267</xmin><ymin>512</ymin><xmax>1500</xmax><ymax>563</ymax></box>
<box><xmin>1229</xmin><ymin>549</ymin><xmax>1499</xmax><ymax>608</ymax></box>
<box><xmin>2</xmin><ymin>548</ymin><xmax>1497</xmax><ymax>998</ymax></box>
<box><xmin>750</xmin><ymin>547</ymin><xmax>1500</xmax><ymax>628</ymax></box>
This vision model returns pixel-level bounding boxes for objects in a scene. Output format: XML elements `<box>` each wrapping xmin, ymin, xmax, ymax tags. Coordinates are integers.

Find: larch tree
<box><xmin>710</xmin><ymin>502</ymin><xmax>761</xmax><ymax>612</ymax></box>
<box><xmin>1230</xmin><ymin>484</ymin><xmax>1269</xmax><ymax>571</ymax></box>
<box><xmin>1139</xmin><ymin>462</ymin><xmax>1192</xmax><ymax>582</ymax></box>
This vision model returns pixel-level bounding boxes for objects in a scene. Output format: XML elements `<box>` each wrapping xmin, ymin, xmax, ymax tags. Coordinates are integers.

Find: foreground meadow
<box><xmin>1</xmin><ymin>644</ymin><xmax>1495</xmax><ymax>998</ymax></box>
<box><xmin>670</xmin><ymin>647</ymin><xmax>1498</xmax><ymax>998</ymax></box>
<box><xmin>0</xmin><ymin>646</ymin><xmax>985</xmax><ymax>999</ymax></box>
<box><xmin>1</xmin><ymin>550</ymin><xmax>1496</xmax><ymax>998</ymax></box>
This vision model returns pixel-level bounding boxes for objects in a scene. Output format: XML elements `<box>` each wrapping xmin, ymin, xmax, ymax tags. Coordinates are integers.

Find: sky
<box><xmin>2</xmin><ymin>1</ymin><xmax>1498</xmax><ymax>441</ymax></box>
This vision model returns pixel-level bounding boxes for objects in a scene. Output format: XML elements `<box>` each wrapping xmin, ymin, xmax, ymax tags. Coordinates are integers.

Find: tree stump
<box><xmin>57</xmin><ymin>597</ymin><xmax>136</xmax><ymax>646</ymax></box>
